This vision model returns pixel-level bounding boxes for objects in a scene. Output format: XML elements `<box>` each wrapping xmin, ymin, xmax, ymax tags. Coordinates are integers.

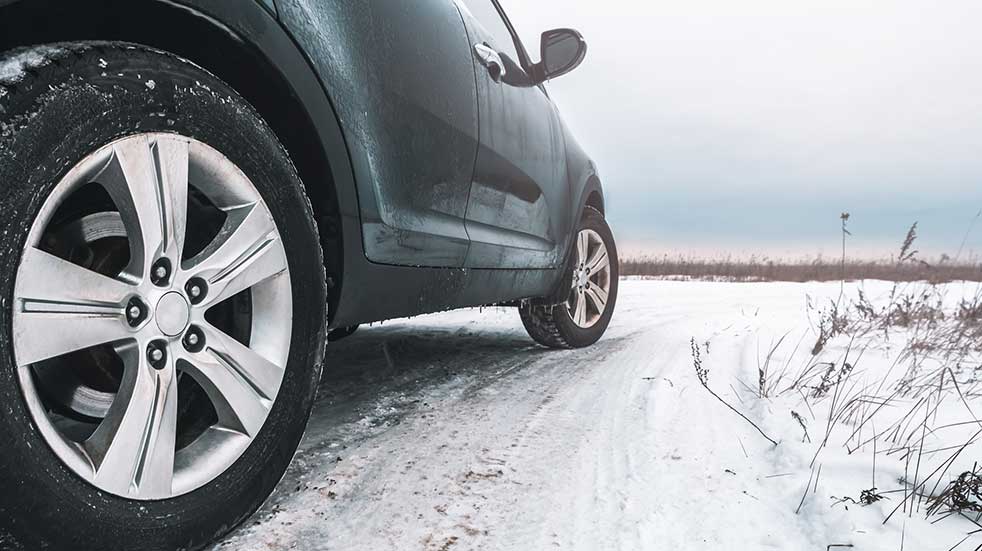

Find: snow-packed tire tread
<box><xmin>520</xmin><ymin>302</ymin><xmax>575</xmax><ymax>349</ymax></box>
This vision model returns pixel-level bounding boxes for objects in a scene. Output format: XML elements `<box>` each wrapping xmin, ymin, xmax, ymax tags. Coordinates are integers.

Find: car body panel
<box><xmin>276</xmin><ymin>0</ymin><xmax>480</xmax><ymax>268</ymax></box>
<box><xmin>0</xmin><ymin>0</ymin><xmax>604</xmax><ymax>329</ymax></box>
<box><xmin>258</xmin><ymin>0</ymin><xmax>276</xmax><ymax>17</ymax></box>
<box><xmin>456</xmin><ymin>3</ymin><xmax>572</xmax><ymax>269</ymax></box>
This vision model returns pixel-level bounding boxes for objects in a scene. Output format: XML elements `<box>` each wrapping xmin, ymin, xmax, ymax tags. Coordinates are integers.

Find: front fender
<box><xmin>534</xmin><ymin>128</ymin><xmax>605</xmax><ymax>306</ymax></box>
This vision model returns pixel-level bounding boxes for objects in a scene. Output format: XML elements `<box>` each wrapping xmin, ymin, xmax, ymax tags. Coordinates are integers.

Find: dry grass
<box><xmin>689</xmin><ymin>219</ymin><xmax>982</xmax><ymax>546</ymax></box>
<box><xmin>691</xmin><ymin>337</ymin><xmax>778</xmax><ymax>446</ymax></box>
<box><xmin>623</xmin><ymin>256</ymin><xmax>982</xmax><ymax>283</ymax></box>
<box><xmin>693</xmin><ymin>281</ymin><xmax>982</xmax><ymax>541</ymax></box>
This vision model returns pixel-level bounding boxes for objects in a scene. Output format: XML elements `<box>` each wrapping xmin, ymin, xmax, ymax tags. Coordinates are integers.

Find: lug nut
<box><xmin>183</xmin><ymin>326</ymin><xmax>205</xmax><ymax>353</ymax></box>
<box><xmin>185</xmin><ymin>278</ymin><xmax>208</xmax><ymax>305</ymax></box>
<box><xmin>147</xmin><ymin>341</ymin><xmax>168</xmax><ymax>370</ymax></box>
<box><xmin>126</xmin><ymin>297</ymin><xmax>148</xmax><ymax>327</ymax></box>
<box><xmin>150</xmin><ymin>258</ymin><xmax>172</xmax><ymax>287</ymax></box>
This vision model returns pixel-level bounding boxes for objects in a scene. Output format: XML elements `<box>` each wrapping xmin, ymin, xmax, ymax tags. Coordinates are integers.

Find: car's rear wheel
<box><xmin>0</xmin><ymin>42</ymin><xmax>326</xmax><ymax>550</ymax></box>
<box><xmin>520</xmin><ymin>207</ymin><xmax>619</xmax><ymax>349</ymax></box>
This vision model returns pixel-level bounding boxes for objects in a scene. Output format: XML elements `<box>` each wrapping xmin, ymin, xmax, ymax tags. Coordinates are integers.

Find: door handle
<box><xmin>474</xmin><ymin>43</ymin><xmax>506</xmax><ymax>83</ymax></box>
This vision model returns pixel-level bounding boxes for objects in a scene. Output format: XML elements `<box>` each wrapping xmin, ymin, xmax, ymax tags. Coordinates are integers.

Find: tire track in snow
<box><xmin>218</xmin><ymin>282</ymin><xmax>754</xmax><ymax>551</ymax></box>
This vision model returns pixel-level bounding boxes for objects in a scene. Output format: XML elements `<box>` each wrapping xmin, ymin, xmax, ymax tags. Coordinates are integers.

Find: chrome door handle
<box><xmin>474</xmin><ymin>43</ymin><xmax>506</xmax><ymax>82</ymax></box>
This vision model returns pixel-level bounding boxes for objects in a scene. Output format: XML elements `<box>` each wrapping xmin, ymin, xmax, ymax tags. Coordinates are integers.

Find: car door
<box><xmin>456</xmin><ymin>0</ymin><xmax>571</xmax><ymax>269</ymax></box>
<box><xmin>275</xmin><ymin>0</ymin><xmax>480</xmax><ymax>267</ymax></box>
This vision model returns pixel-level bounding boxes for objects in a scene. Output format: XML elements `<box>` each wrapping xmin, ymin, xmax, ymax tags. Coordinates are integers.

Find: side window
<box><xmin>461</xmin><ymin>0</ymin><xmax>523</xmax><ymax>67</ymax></box>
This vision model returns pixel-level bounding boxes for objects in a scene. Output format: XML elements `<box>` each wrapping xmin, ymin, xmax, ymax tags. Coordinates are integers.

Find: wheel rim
<box><xmin>12</xmin><ymin>133</ymin><xmax>293</xmax><ymax>500</ymax></box>
<box><xmin>567</xmin><ymin>229</ymin><xmax>611</xmax><ymax>328</ymax></box>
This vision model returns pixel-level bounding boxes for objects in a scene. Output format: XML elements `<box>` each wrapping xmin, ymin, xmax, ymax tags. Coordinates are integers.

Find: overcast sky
<box><xmin>502</xmin><ymin>0</ymin><xmax>982</xmax><ymax>260</ymax></box>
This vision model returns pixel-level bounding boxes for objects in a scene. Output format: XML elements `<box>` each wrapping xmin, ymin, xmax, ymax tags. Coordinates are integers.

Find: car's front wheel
<box><xmin>0</xmin><ymin>43</ymin><xmax>327</xmax><ymax>550</ymax></box>
<box><xmin>520</xmin><ymin>207</ymin><xmax>619</xmax><ymax>349</ymax></box>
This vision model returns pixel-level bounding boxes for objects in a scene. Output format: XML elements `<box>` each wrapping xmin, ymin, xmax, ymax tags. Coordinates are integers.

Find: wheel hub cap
<box><xmin>575</xmin><ymin>268</ymin><xmax>589</xmax><ymax>287</ymax></box>
<box><xmin>155</xmin><ymin>292</ymin><xmax>191</xmax><ymax>337</ymax></box>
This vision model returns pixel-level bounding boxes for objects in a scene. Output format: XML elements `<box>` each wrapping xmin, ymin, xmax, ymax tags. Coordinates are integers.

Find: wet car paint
<box><xmin>0</xmin><ymin>0</ymin><xmax>605</xmax><ymax>328</ymax></box>
<box><xmin>457</xmin><ymin>4</ymin><xmax>571</xmax><ymax>269</ymax></box>
<box><xmin>277</xmin><ymin>0</ymin><xmax>480</xmax><ymax>268</ymax></box>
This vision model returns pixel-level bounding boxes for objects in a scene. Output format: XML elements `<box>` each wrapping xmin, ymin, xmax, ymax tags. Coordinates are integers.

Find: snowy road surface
<box><xmin>216</xmin><ymin>280</ymin><xmax>963</xmax><ymax>550</ymax></box>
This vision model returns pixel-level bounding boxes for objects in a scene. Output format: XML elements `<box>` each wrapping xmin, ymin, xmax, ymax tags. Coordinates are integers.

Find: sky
<box><xmin>502</xmin><ymin>0</ymin><xmax>982</xmax><ymax>260</ymax></box>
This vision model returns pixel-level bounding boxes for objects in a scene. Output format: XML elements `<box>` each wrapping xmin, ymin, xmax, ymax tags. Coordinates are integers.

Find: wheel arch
<box><xmin>575</xmin><ymin>171</ymin><xmax>606</xmax><ymax>222</ymax></box>
<box><xmin>0</xmin><ymin>0</ymin><xmax>358</xmax><ymax>322</ymax></box>
<box><xmin>529</xmin><ymin>166</ymin><xmax>606</xmax><ymax>308</ymax></box>
<box><xmin>564</xmin><ymin>129</ymin><xmax>606</xmax><ymax>221</ymax></box>
<box><xmin>584</xmin><ymin>180</ymin><xmax>605</xmax><ymax>216</ymax></box>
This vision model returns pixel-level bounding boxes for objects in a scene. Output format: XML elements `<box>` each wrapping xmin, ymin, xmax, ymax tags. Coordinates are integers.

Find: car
<box><xmin>0</xmin><ymin>0</ymin><xmax>618</xmax><ymax>549</ymax></box>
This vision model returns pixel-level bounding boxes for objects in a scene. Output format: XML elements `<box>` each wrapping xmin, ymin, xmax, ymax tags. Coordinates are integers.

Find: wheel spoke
<box><xmin>181</xmin><ymin>324</ymin><xmax>283</xmax><ymax>436</ymax></box>
<box><xmin>585</xmin><ymin>285</ymin><xmax>609</xmax><ymax>315</ymax></box>
<box><xmin>88</xmin><ymin>344</ymin><xmax>178</xmax><ymax>497</ymax></box>
<box><xmin>573</xmin><ymin>291</ymin><xmax>588</xmax><ymax>326</ymax></box>
<box><xmin>586</xmin><ymin>245</ymin><xmax>609</xmax><ymax>275</ymax></box>
<box><xmin>577</xmin><ymin>231</ymin><xmax>589</xmax><ymax>264</ymax></box>
<box><xmin>13</xmin><ymin>247</ymin><xmax>136</xmax><ymax>366</ymax></box>
<box><xmin>99</xmin><ymin>135</ymin><xmax>189</xmax><ymax>278</ymax></box>
<box><xmin>186</xmin><ymin>204</ymin><xmax>287</xmax><ymax>307</ymax></box>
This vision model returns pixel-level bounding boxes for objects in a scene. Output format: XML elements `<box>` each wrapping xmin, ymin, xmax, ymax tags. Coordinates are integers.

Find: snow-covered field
<box><xmin>217</xmin><ymin>280</ymin><xmax>982</xmax><ymax>551</ymax></box>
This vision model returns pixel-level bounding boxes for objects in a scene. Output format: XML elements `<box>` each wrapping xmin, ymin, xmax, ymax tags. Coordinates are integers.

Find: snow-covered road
<box><xmin>217</xmin><ymin>280</ymin><xmax>975</xmax><ymax>550</ymax></box>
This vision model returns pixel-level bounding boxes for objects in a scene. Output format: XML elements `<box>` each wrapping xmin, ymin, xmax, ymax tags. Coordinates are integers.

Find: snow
<box><xmin>0</xmin><ymin>46</ymin><xmax>63</xmax><ymax>85</ymax></box>
<box><xmin>217</xmin><ymin>280</ymin><xmax>982</xmax><ymax>550</ymax></box>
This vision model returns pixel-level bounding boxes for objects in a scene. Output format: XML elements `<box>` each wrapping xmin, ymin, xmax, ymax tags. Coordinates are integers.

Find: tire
<box><xmin>0</xmin><ymin>43</ymin><xmax>327</xmax><ymax>550</ymax></box>
<box><xmin>520</xmin><ymin>207</ymin><xmax>619</xmax><ymax>349</ymax></box>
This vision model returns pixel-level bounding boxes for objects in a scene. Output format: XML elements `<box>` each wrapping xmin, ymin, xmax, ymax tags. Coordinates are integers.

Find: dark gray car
<box><xmin>0</xmin><ymin>1</ymin><xmax>618</xmax><ymax>549</ymax></box>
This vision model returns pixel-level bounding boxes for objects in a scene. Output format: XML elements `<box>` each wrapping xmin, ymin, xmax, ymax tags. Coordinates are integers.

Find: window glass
<box><xmin>461</xmin><ymin>0</ymin><xmax>522</xmax><ymax>65</ymax></box>
<box><xmin>494</xmin><ymin>1</ymin><xmax>536</xmax><ymax>59</ymax></box>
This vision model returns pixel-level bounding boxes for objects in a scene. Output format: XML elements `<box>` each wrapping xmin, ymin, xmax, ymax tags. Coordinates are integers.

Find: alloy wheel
<box><xmin>567</xmin><ymin>228</ymin><xmax>611</xmax><ymax>328</ymax></box>
<box><xmin>11</xmin><ymin>133</ymin><xmax>293</xmax><ymax>500</ymax></box>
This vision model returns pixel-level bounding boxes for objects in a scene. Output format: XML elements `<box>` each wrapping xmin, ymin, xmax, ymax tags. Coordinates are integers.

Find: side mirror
<box><xmin>534</xmin><ymin>28</ymin><xmax>587</xmax><ymax>83</ymax></box>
